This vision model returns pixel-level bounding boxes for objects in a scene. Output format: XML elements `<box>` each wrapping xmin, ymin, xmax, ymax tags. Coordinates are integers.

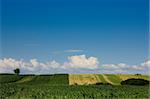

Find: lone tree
<box><xmin>14</xmin><ymin>68</ymin><xmax>20</xmax><ymax>75</ymax></box>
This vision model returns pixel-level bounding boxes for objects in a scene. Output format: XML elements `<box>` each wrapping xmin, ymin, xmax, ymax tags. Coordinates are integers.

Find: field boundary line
<box><xmin>102</xmin><ymin>74</ymin><xmax>114</xmax><ymax>85</ymax></box>
<box><xmin>94</xmin><ymin>74</ymin><xmax>101</xmax><ymax>83</ymax></box>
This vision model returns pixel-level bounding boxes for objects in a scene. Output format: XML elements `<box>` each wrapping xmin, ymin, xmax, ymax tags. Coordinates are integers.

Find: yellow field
<box><xmin>69</xmin><ymin>74</ymin><xmax>150</xmax><ymax>85</ymax></box>
<box><xmin>118</xmin><ymin>74</ymin><xmax>150</xmax><ymax>81</ymax></box>
<box><xmin>69</xmin><ymin>74</ymin><xmax>101</xmax><ymax>85</ymax></box>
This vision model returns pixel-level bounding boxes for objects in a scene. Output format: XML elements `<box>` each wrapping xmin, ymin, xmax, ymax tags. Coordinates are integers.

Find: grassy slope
<box><xmin>0</xmin><ymin>74</ymin><xmax>149</xmax><ymax>85</ymax></box>
<box><xmin>104</xmin><ymin>74</ymin><xmax>122</xmax><ymax>85</ymax></box>
<box><xmin>16</xmin><ymin>74</ymin><xmax>69</xmax><ymax>85</ymax></box>
<box><xmin>0</xmin><ymin>74</ymin><xmax>69</xmax><ymax>85</ymax></box>
<box><xmin>0</xmin><ymin>74</ymin><xmax>23</xmax><ymax>83</ymax></box>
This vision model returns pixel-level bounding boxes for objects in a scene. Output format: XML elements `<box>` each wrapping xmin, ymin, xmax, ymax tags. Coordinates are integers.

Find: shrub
<box><xmin>94</xmin><ymin>82</ymin><xmax>112</xmax><ymax>85</ymax></box>
<box><xmin>95</xmin><ymin>82</ymin><xmax>103</xmax><ymax>85</ymax></box>
<box><xmin>121</xmin><ymin>78</ymin><xmax>149</xmax><ymax>86</ymax></box>
<box><xmin>135</xmin><ymin>74</ymin><xmax>142</xmax><ymax>76</ymax></box>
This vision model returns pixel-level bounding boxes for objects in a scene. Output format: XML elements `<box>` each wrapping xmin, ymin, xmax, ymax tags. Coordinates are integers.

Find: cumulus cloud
<box><xmin>46</xmin><ymin>60</ymin><xmax>60</xmax><ymax>69</ymax></box>
<box><xmin>0</xmin><ymin>55</ymin><xmax>99</xmax><ymax>73</ymax></box>
<box><xmin>63</xmin><ymin>55</ymin><xmax>99</xmax><ymax>69</ymax></box>
<box><xmin>52</xmin><ymin>49</ymin><xmax>83</xmax><ymax>55</ymax></box>
<box><xmin>0</xmin><ymin>55</ymin><xmax>149</xmax><ymax>75</ymax></box>
<box><xmin>0</xmin><ymin>58</ymin><xmax>22</xmax><ymax>73</ymax></box>
<box><xmin>141</xmin><ymin>60</ymin><xmax>150</xmax><ymax>68</ymax></box>
<box><xmin>100</xmin><ymin>61</ymin><xmax>150</xmax><ymax>74</ymax></box>
<box><xmin>0</xmin><ymin>58</ymin><xmax>60</xmax><ymax>74</ymax></box>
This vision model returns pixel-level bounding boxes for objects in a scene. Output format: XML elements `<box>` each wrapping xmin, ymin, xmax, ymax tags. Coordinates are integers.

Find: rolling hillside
<box><xmin>0</xmin><ymin>74</ymin><xmax>23</xmax><ymax>83</ymax></box>
<box><xmin>0</xmin><ymin>73</ymin><xmax>149</xmax><ymax>98</ymax></box>
<box><xmin>0</xmin><ymin>74</ymin><xmax>149</xmax><ymax>85</ymax></box>
<box><xmin>0</xmin><ymin>74</ymin><xmax>69</xmax><ymax>85</ymax></box>
<box><xmin>69</xmin><ymin>74</ymin><xmax>150</xmax><ymax>85</ymax></box>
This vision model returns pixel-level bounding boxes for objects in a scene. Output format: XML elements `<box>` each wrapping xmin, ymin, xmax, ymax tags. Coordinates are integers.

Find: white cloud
<box><xmin>101</xmin><ymin>63</ymin><xmax>129</xmax><ymax>70</ymax></box>
<box><xmin>52</xmin><ymin>49</ymin><xmax>83</xmax><ymax>55</ymax></box>
<box><xmin>64</xmin><ymin>49</ymin><xmax>83</xmax><ymax>53</ymax></box>
<box><xmin>0</xmin><ymin>55</ymin><xmax>99</xmax><ymax>73</ymax></box>
<box><xmin>0</xmin><ymin>56</ymin><xmax>149</xmax><ymax>75</ymax></box>
<box><xmin>141</xmin><ymin>60</ymin><xmax>150</xmax><ymax>68</ymax></box>
<box><xmin>99</xmin><ymin>61</ymin><xmax>150</xmax><ymax>74</ymax></box>
<box><xmin>46</xmin><ymin>60</ymin><xmax>60</xmax><ymax>69</ymax></box>
<box><xmin>0</xmin><ymin>58</ymin><xmax>22</xmax><ymax>73</ymax></box>
<box><xmin>63</xmin><ymin>55</ymin><xmax>99</xmax><ymax>69</ymax></box>
<box><xmin>0</xmin><ymin>58</ymin><xmax>48</xmax><ymax>73</ymax></box>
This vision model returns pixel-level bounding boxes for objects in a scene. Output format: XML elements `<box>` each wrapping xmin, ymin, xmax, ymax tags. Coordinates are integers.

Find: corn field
<box><xmin>0</xmin><ymin>83</ymin><xmax>149</xmax><ymax>99</ymax></box>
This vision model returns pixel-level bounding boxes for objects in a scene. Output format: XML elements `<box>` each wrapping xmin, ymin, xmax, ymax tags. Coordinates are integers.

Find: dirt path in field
<box><xmin>102</xmin><ymin>74</ymin><xmax>114</xmax><ymax>85</ymax></box>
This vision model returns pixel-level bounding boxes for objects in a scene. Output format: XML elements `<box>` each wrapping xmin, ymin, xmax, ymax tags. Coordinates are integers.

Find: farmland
<box><xmin>0</xmin><ymin>74</ymin><xmax>23</xmax><ymax>83</ymax></box>
<box><xmin>16</xmin><ymin>74</ymin><xmax>69</xmax><ymax>85</ymax></box>
<box><xmin>69</xmin><ymin>74</ymin><xmax>149</xmax><ymax>85</ymax></box>
<box><xmin>69</xmin><ymin>74</ymin><xmax>101</xmax><ymax>85</ymax></box>
<box><xmin>0</xmin><ymin>74</ymin><xmax>150</xmax><ymax>99</ymax></box>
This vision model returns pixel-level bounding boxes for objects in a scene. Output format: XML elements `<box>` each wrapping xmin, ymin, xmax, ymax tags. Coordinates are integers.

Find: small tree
<box><xmin>14</xmin><ymin>68</ymin><xmax>20</xmax><ymax>75</ymax></box>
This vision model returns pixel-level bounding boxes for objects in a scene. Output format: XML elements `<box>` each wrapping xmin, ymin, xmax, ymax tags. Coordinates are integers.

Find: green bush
<box><xmin>94</xmin><ymin>82</ymin><xmax>112</xmax><ymax>85</ymax></box>
<box><xmin>121</xmin><ymin>78</ymin><xmax>149</xmax><ymax>86</ymax></box>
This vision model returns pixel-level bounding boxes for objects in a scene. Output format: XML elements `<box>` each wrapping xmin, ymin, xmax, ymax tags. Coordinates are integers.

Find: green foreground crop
<box><xmin>0</xmin><ymin>83</ymin><xmax>149</xmax><ymax>99</ymax></box>
<box><xmin>0</xmin><ymin>74</ymin><xmax>149</xmax><ymax>99</ymax></box>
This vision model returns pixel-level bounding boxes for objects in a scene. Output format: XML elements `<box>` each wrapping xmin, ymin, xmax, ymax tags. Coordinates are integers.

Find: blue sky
<box><xmin>0</xmin><ymin>0</ymin><xmax>149</xmax><ymax>66</ymax></box>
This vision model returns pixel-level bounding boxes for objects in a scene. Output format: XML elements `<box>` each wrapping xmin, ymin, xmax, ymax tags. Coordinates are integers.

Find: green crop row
<box><xmin>0</xmin><ymin>83</ymin><xmax>149</xmax><ymax>99</ymax></box>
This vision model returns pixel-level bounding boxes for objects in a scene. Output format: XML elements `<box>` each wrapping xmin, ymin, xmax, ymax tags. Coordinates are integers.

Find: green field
<box><xmin>104</xmin><ymin>74</ymin><xmax>122</xmax><ymax>85</ymax></box>
<box><xmin>0</xmin><ymin>74</ymin><xmax>149</xmax><ymax>99</ymax></box>
<box><xmin>16</xmin><ymin>74</ymin><xmax>69</xmax><ymax>85</ymax></box>
<box><xmin>0</xmin><ymin>74</ymin><xmax>23</xmax><ymax>83</ymax></box>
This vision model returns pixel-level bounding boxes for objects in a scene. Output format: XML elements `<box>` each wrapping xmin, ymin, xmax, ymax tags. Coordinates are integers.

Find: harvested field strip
<box><xmin>69</xmin><ymin>74</ymin><xmax>101</xmax><ymax>85</ymax></box>
<box><xmin>98</xmin><ymin>74</ymin><xmax>107</xmax><ymax>83</ymax></box>
<box><xmin>102</xmin><ymin>74</ymin><xmax>114</xmax><ymax>85</ymax></box>
<box><xmin>105</xmin><ymin>74</ymin><xmax>121</xmax><ymax>85</ymax></box>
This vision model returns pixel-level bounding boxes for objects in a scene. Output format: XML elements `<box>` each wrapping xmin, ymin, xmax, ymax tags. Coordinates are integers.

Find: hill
<box><xmin>0</xmin><ymin>73</ymin><xmax>149</xmax><ymax>99</ymax></box>
<box><xmin>0</xmin><ymin>73</ymin><xmax>149</xmax><ymax>85</ymax></box>
<box><xmin>69</xmin><ymin>74</ymin><xmax>150</xmax><ymax>85</ymax></box>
